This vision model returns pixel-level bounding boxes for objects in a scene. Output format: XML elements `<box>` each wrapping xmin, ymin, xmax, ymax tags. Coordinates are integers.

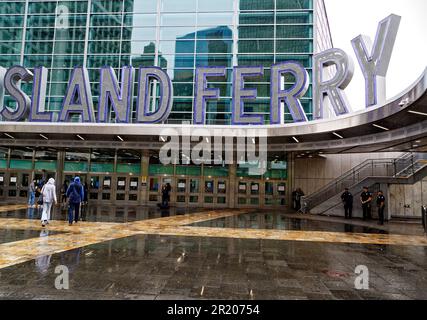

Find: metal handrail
<box><xmin>303</xmin><ymin>153</ymin><xmax>427</xmax><ymax>211</ymax></box>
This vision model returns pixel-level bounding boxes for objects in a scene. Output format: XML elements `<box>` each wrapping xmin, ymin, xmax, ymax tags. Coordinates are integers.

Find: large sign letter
<box><xmin>136</xmin><ymin>67</ymin><xmax>173</xmax><ymax>124</ymax></box>
<box><xmin>98</xmin><ymin>66</ymin><xmax>134</xmax><ymax>123</ymax></box>
<box><xmin>30</xmin><ymin>67</ymin><xmax>52</xmax><ymax>122</ymax></box>
<box><xmin>313</xmin><ymin>49</ymin><xmax>354</xmax><ymax>120</ymax></box>
<box><xmin>270</xmin><ymin>62</ymin><xmax>309</xmax><ymax>124</ymax></box>
<box><xmin>59</xmin><ymin>67</ymin><xmax>95</xmax><ymax>122</ymax></box>
<box><xmin>352</xmin><ymin>14</ymin><xmax>401</xmax><ymax>107</ymax></box>
<box><xmin>193</xmin><ymin>67</ymin><xmax>226</xmax><ymax>125</ymax></box>
<box><xmin>232</xmin><ymin>66</ymin><xmax>264</xmax><ymax>125</ymax></box>
<box><xmin>1</xmin><ymin>66</ymin><xmax>33</xmax><ymax>121</ymax></box>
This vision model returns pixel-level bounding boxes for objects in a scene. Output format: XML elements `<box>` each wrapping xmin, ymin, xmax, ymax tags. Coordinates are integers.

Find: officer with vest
<box><xmin>360</xmin><ymin>187</ymin><xmax>373</xmax><ymax>220</ymax></box>
<box><xmin>376</xmin><ymin>190</ymin><xmax>386</xmax><ymax>225</ymax></box>
<box><xmin>341</xmin><ymin>188</ymin><xmax>353</xmax><ymax>219</ymax></box>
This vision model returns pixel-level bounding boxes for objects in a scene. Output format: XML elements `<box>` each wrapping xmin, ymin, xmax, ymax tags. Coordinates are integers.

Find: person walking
<box><xmin>295</xmin><ymin>188</ymin><xmax>305</xmax><ymax>212</ymax></box>
<box><xmin>377</xmin><ymin>191</ymin><xmax>386</xmax><ymax>225</ymax></box>
<box><xmin>360</xmin><ymin>187</ymin><xmax>373</xmax><ymax>221</ymax></box>
<box><xmin>40</xmin><ymin>178</ymin><xmax>57</xmax><ymax>227</ymax></box>
<box><xmin>28</xmin><ymin>179</ymin><xmax>36</xmax><ymax>207</ymax></box>
<box><xmin>66</xmin><ymin>176</ymin><xmax>84</xmax><ymax>226</ymax></box>
<box><xmin>61</xmin><ymin>180</ymin><xmax>68</xmax><ymax>207</ymax></box>
<box><xmin>341</xmin><ymin>188</ymin><xmax>353</xmax><ymax>219</ymax></box>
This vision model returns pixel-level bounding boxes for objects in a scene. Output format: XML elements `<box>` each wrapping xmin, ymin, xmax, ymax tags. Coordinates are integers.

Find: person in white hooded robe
<box><xmin>41</xmin><ymin>178</ymin><xmax>57</xmax><ymax>227</ymax></box>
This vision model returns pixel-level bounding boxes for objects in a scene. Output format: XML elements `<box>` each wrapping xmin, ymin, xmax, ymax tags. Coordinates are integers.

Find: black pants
<box><xmin>344</xmin><ymin>205</ymin><xmax>353</xmax><ymax>219</ymax></box>
<box><xmin>378</xmin><ymin>206</ymin><xmax>385</xmax><ymax>225</ymax></box>
<box><xmin>362</xmin><ymin>204</ymin><xmax>371</xmax><ymax>220</ymax></box>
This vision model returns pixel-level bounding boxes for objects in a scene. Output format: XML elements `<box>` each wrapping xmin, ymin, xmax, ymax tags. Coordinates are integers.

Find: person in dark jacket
<box><xmin>66</xmin><ymin>176</ymin><xmax>84</xmax><ymax>226</ymax></box>
<box><xmin>341</xmin><ymin>188</ymin><xmax>354</xmax><ymax>219</ymax></box>
<box><xmin>376</xmin><ymin>191</ymin><xmax>386</xmax><ymax>225</ymax></box>
<box><xmin>360</xmin><ymin>187</ymin><xmax>373</xmax><ymax>220</ymax></box>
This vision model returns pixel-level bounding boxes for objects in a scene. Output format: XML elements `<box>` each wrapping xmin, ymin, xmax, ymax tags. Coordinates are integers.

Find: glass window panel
<box><xmin>238</xmin><ymin>40</ymin><xmax>273</xmax><ymax>53</ymax></box>
<box><xmin>161</xmin><ymin>13</ymin><xmax>196</xmax><ymax>26</ymax></box>
<box><xmin>276</xmin><ymin>25</ymin><xmax>313</xmax><ymax>38</ymax></box>
<box><xmin>196</xmin><ymin>55</ymin><xmax>232</xmax><ymax>67</ymax></box>
<box><xmin>198</xmin><ymin>0</ymin><xmax>233</xmax><ymax>11</ymax></box>
<box><xmin>239</xmin><ymin>0</ymin><xmax>274</xmax><ymax>10</ymax></box>
<box><xmin>162</xmin><ymin>0</ymin><xmax>197</xmax><ymax>12</ymax></box>
<box><xmin>276</xmin><ymin>0</ymin><xmax>312</xmax><ymax>10</ymax></box>
<box><xmin>92</xmin><ymin>0</ymin><xmax>123</xmax><ymax>13</ymax></box>
<box><xmin>0</xmin><ymin>29</ymin><xmax>23</xmax><ymax>41</ymax></box>
<box><xmin>160</xmin><ymin>27</ymin><xmax>195</xmax><ymax>40</ymax></box>
<box><xmin>276</xmin><ymin>40</ymin><xmax>313</xmax><ymax>53</ymax></box>
<box><xmin>124</xmin><ymin>14</ymin><xmax>157</xmax><ymax>27</ymax></box>
<box><xmin>0</xmin><ymin>43</ymin><xmax>21</xmax><ymax>55</ymax></box>
<box><xmin>196</xmin><ymin>40</ymin><xmax>233</xmax><ymax>54</ymax></box>
<box><xmin>239</xmin><ymin>26</ymin><xmax>274</xmax><ymax>39</ymax></box>
<box><xmin>124</xmin><ymin>0</ymin><xmax>156</xmax><ymax>12</ymax></box>
<box><xmin>239</xmin><ymin>12</ymin><xmax>274</xmax><ymax>25</ymax></box>
<box><xmin>197</xmin><ymin>13</ymin><xmax>233</xmax><ymax>26</ymax></box>
<box><xmin>0</xmin><ymin>16</ymin><xmax>24</xmax><ymax>28</ymax></box>
<box><xmin>0</xmin><ymin>2</ymin><xmax>25</xmax><ymax>15</ymax></box>
<box><xmin>276</xmin><ymin>11</ymin><xmax>313</xmax><ymax>24</ymax></box>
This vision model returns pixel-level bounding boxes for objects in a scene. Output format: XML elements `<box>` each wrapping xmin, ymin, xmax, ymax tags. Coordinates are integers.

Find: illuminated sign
<box><xmin>0</xmin><ymin>14</ymin><xmax>401</xmax><ymax>126</ymax></box>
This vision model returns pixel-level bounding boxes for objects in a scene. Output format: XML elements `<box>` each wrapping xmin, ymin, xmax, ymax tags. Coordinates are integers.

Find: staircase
<box><xmin>302</xmin><ymin>153</ymin><xmax>427</xmax><ymax>215</ymax></box>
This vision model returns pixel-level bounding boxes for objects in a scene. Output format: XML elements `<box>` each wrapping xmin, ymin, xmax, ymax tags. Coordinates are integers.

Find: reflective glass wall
<box><xmin>0</xmin><ymin>0</ymin><xmax>330</xmax><ymax>124</ymax></box>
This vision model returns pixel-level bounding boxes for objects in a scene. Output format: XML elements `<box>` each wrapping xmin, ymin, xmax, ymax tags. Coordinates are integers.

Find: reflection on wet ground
<box><xmin>190</xmin><ymin>213</ymin><xmax>388</xmax><ymax>234</ymax></box>
<box><xmin>1</xmin><ymin>205</ymin><xmax>204</xmax><ymax>223</ymax></box>
<box><xmin>1</xmin><ymin>234</ymin><xmax>426</xmax><ymax>300</ymax></box>
<box><xmin>0</xmin><ymin>205</ymin><xmax>426</xmax><ymax>300</ymax></box>
<box><xmin>0</xmin><ymin>229</ymin><xmax>61</xmax><ymax>245</ymax></box>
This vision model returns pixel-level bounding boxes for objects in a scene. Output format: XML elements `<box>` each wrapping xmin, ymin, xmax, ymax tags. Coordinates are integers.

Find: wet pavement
<box><xmin>190</xmin><ymin>213</ymin><xmax>388</xmax><ymax>234</ymax></box>
<box><xmin>0</xmin><ymin>205</ymin><xmax>426</xmax><ymax>300</ymax></box>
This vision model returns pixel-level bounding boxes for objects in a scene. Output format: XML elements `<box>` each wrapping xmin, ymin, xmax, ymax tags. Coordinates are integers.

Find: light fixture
<box><xmin>117</xmin><ymin>135</ymin><xmax>124</xmax><ymax>142</ymax></box>
<box><xmin>372</xmin><ymin>124</ymin><xmax>389</xmax><ymax>131</ymax></box>
<box><xmin>333</xmin><ymin>132</ymin><xmax>344</xmax><ymax>139</ymax></box>
<box><xmin>292</xmin><ymin>136</ymin><xmax>299</xmax><ymax>143</ymax></box>
<box><xmin>76</xmin><ymin>135</ymin><xmax>85</xmax><ymax>141</ymax></box>
<box><xmin>205</xmin><ymin>137</ymin><xmax>210</xmax><ymax>143</ymax></box>
<box><xmin>252</xmin><ymin>138</ymin><xmax>256</xmax><ymax>144</ymax></box>
<box><xmin>4</xmin><ymin>133</ymin><xmax>14</xmax><ymax>139</ymax></box>
<box><xmin>160</xmin><ymin>136</ymin><xmax>166</xmax><ymax>142</ymax></box>
<box><xmin>415</xmin><ymin>140</ymin><xmax>421</xmax><ymax>143</ymax></box>
<box><xmin>408</xmin><ymin>110</ymin><xmax>427</xmax><ymax>116</ymax></box>
<box><xmin>39</xmin><ymin>134</ymin><xmax>49</xmax><ymax>140</ymax></box>
<box><xmin>413</xmin><ymin>145</ymin><xmax>419</xmax><ymax>148</ymax></box>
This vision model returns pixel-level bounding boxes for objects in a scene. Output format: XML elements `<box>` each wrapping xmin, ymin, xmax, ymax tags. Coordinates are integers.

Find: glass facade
<box><xmin>0</xmin><ymin>0</ymin><xmax>331</xmax><ymax>125</ymax></box>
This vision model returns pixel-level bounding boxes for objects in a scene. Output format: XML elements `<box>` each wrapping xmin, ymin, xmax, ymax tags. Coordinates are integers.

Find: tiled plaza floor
<box><xmin>0</xmin><ymin>205</ymin><xmax>426</xmax><ymax>300</ymax></box>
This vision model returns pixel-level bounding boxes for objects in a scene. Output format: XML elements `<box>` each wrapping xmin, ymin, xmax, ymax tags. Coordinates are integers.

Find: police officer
<box><xmin>341</xmin><ymin>188</ymin><xmax>353</xmax><ymax>219</ymax></box>
<box><xmin>360</xmin><ymin>187</ymin><xmax>373</xmax><ymax>220</ymax></box>
<box><xmin>377</xmin><ymin>191</ymin><xmax>386</xmax><ymax>225</ymax></box>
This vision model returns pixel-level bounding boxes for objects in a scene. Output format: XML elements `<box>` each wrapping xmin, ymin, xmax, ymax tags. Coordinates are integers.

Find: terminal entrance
<box><xmin>0</xmin><ymin>147</ymin><xmax>289</xmax><ymax>209</ymax></box>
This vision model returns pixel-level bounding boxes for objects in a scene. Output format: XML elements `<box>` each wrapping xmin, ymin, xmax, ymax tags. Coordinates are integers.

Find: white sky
<box><xmin>324</xmin><ymin>0</ymin><xmax>427</xmax><ymax>111</ymax></box>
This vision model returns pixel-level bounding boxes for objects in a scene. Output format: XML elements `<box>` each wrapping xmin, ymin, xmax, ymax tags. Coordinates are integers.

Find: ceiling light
<box><xmin>333</xmin><ymin>132</ymin><xmax>344</xmax><ymax>139</ymax></box>
<box><xmin>372</xmin><ymin>124</ymin><xmax>389</xmax><ymax>131</ymax></box>
<box><xmin>252</xmin><ymin>138</ymin><xmax>256</xmax><ymax>144</ymax></box>
<box><xmin>160</xmin><ymin>136</ymin><xmax>166</xmax><ymax>142</ymax></box>
<box><xmin>408</xmin><ymin>110</ymin><xmax>427</xmax><ymax>116</ymax></box>
<box><xmin>4</xmin><ymin>133</ymin><xmax>14</xmax><ymax>139</ymax></box>
<box><xmin>415</xmin><ymin>140</ymin><xmax>421</xmax><ymax>143</ymax></box>
<box><xmin>76</xmin><ymin>135</ymin><xmax>85</xmax><ymax>141</ymax></box>
<box><xmin>292</xmin><ymin>136</ymin><xmax>299</xmax><ymax>143</ymax></box>
<box><xmin>117</xmin><ymin>136</ymin><xmax>124</xmax><ymax>142</ymax></box>
<box><xmin>39</xmin><ymin>134</ymin><xmax>49</xmax><ymax>140</ymax></box>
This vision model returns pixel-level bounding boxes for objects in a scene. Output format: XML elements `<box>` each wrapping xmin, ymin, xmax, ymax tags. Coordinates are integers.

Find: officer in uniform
<box><xmin>341</xmin><ymin>188</ymin><xmax>353</xmax><ymax>219</ymax></box>
<box><xmin>376</xmin><ymin>191</ymin><xmax>386</xmax><ymax>225</ymax></box>
<box><xmin>360</xmin><ymin>187</ymin><xmax>373</xmax><ymax>220</ymax></box>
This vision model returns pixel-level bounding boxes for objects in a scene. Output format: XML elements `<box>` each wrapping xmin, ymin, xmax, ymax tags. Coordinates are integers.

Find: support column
<box><xmin>56</xmin><ymin>151</ymin><xmax>65</xmax><ymax>200</ymax></box>
<box><xmin>287</xmin><ymin>152</ymin><xmax>295</xmax><ymax>210</ymax></box>
<box><xmin>228</xmin><ymin>163</ymin><xmax>237</xmax><ymax>208</ymax></box>
<box><xmin>141</xmin><ymin>150</ymin><xmax>150</xmax><ymax>206</ymax></box>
